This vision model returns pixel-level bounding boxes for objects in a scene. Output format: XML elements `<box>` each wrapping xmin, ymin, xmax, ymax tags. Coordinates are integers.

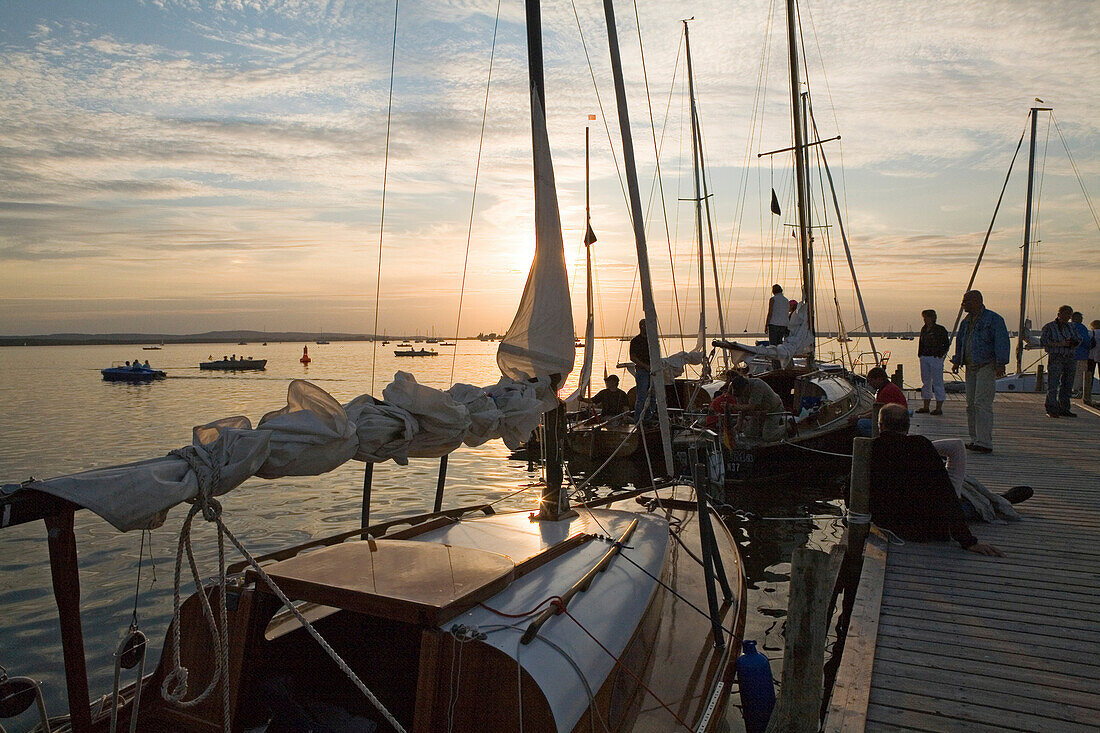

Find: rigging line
<box><xmin>634</xmin><ymin>2</ymin><xmax>687</xmax><ymax>344</ymax></box>
<box><xmin>802</xmin><ymin>0</ymin><xmax>841</xmax><ymax>136</ymax></box>
<box><xmin>371</xmin><ymin>0</ymin><xmax>400</xmax><ymax>394</ymax></box>
<box><xmin>450</xmin><ymin>0</ymin><xmax>502</xmax><ymax>384</ymax></box>
<box><xmin>948</xmin><ymin>116</ymin><xmax>1029</xmax><ymax>342</ymax></box>
<box><xmin>641</xmin><ymin>33</ymin><xmax>687</xmax><ymax>343</ymax></box>
<box><xmin>570</xmin><ymin>0</ymin><xmax>630</xmax><ymax>215</ymax></box>
<box><xmin>1051</xmin><ymin>114</ymin><xmax>1100</xmax><ymax>232</ymax></box>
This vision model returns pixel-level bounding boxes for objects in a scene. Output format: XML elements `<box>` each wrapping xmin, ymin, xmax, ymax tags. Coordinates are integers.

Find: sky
<box><xmin>0</xmin><ymin>0</ymin><xmax>1097</xmax><ymax>338</ymax></box>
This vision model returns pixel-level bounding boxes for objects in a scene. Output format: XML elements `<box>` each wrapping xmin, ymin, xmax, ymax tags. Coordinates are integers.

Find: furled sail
<box><xmin>564</xmin><ymin>225</ymin><xmax>596</xmax><ymax>408</ymax></box>
<box><xmin>496</xmin><ymin>90</ymin><xmax>575</xmax><ymax>384</ymax></box>
<box><xmin>713</xmin><ymin>301</ymin><xmax>814</xmax><ymax>369</ymax></box>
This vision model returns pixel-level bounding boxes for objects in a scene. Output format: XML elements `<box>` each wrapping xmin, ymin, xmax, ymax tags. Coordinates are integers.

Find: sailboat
<box><xmin>0</xmin><ymin>3</ymin><xmax>745</xmax><ymax>731</ymax></box>
<box><xmin>709</xmin><ymin>0</ymin><xmax>874</xmax><ymax>491</ymax></box>
<box><xmin>948</xmin><ymin>105</ymin><xmax>1100</xmax><ymax>395</ymax></box>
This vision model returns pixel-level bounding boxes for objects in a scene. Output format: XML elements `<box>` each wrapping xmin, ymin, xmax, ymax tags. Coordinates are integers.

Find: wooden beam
<box><xmin>822</xmin><ymin>533</ymin><xmax>888</xmax><ymax>733</ymax></box>
<box><xmin>45</xmin><ymin>508</ymin><xmax>93</xmax><ymax>732</ymax></box>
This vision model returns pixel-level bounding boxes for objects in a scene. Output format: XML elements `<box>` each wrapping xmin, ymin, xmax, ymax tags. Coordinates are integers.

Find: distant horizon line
<box><xmin>0</xmin><ymin>329</ymin><xmax>928</xmax><ymax>347</ymax></box>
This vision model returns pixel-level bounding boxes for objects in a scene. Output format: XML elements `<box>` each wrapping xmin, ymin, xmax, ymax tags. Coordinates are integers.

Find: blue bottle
<box><xmin>736</xmin><ymin>639</ymin><xmax>776</xmax><ymax>733</ymax></box>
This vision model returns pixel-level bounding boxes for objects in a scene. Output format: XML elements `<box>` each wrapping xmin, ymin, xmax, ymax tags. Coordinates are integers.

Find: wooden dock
<box><xmin>826</xmin><ymin>392</ymin><xmax>1100</xmax><ymax>732</ymax></box>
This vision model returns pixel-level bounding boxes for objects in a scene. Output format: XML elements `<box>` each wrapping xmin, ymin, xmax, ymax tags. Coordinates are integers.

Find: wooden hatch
<box><xmin>248</xmin><ymin>539</ymin><xmax>515</xmax><ymax>626</ymax></box>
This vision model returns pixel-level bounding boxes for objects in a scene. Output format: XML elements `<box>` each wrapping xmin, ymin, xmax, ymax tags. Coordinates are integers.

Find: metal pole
<box><xmin>1017</xmin><ymin>108</ymin><xmax>1040</xmax><ymax>375</ymax></box>
<box><xmin>684</xmin><ymin>20</ymin><xmax>707</xmax><ymax>360</ymax></box>
<box><xmin>433</xmin><ymin>455</ymin><xmax>448</xmax><ymax>513</ymax></box>
<box><xmin>786</xmin><ymin>0</ymin><xmax>814</xmax><ymax>342</ymax></box>
<box><xmin>361</xmin><ymin>462</ymin><xmax>374</xmax><ymax>528</ymax></box>
<box><xmin>602</xmin><ymin>0</ymin><xmax>675</xmax><ymax>471</ymax></box>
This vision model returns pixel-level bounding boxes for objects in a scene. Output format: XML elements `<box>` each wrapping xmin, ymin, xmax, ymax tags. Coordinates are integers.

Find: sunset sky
<box><xmin>1</xmin><ymin>0</ymin><xmax>1097</xmax><ymax>338</ymax></box>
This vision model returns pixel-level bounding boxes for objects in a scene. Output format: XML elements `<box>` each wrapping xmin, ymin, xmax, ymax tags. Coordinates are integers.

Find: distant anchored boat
<box><xmin>394</xmin><ymin>348</ymin><xmax>437</xmax><ymax>357</ymax></box>
<box><xmin>199</xmin><ymin>357</ymin><xmax>267</xmax><ymax>371</ymax></box>
<box><xmin>101</xmin><ymin>362</ymin><xmax>166</xmax><ymax>382</ymax></box>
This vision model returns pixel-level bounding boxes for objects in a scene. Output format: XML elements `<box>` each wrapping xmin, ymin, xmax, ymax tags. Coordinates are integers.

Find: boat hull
<box><xmin>101</xmin><ymin>368</ymin><xmax>166</xmax><ymax>382</ymax></box>
<box><xmin>199</xmin><ymin>359</ymin><xmax>267</xmax><ymax>370</ymax></box>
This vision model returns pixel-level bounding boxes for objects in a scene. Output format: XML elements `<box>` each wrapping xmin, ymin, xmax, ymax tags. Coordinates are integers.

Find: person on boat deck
<box><xmin>870</xmin><ymin>404</ymin><xmax>1004</xmax><ymax>557</ymax></box>
<box><xmin>707</xmin><ymin>372</ymin><xmax>745</xmax><ymax>447</ymax></box>
<box><xmin>125</xmin><ymin>361</ymin><xmax>131</xmax><ymax>367</ymax></box>
<box><xmin>143</xmin><ymin>359</ymin><xmax>150</xmax><ymax>367</ymax></box>
<box><xmin>916</xmin><ymin>309</ymin><xmax>950</xmax><ymax>415</ymax></box>
<box><xmin>950</xmin><ymin>289</ymin><xmax>1010</xmax><ymax>454</ymax></box>
<box><xmin>585</xmin><ymin>374</ymin><xmax>630</xmax><ymax>419</ymax></box>
<box><xmin>724</xmin><ymin>372</ymin><xmax>787</xmax><ymax>445</ymax></box>
<box><xmin>1040</xmin><ymin>305</ymin><xmax>1080</xmax><ymax>418</ymax></box>
<box><xmin>765</xmin><ymin>284</ymin><xmax>789</xmax><ymax>345</ymax></box>
<box><xmin>1070</xmin><ymin>311</ymin><xmax>1091</xmax><ymax>398</ymax></box>
<box><xmin>630</xmin><ymin>319</ymin><xmax>655</xmax><ymax>423</ymax></box>
<box><xmin>853</xmin><ymin>366</ymin><xmax>907</xmax><ymax>437</ymax></box>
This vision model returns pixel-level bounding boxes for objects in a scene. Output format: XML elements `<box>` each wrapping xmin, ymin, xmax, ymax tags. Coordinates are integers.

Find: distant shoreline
<box><xmin>0</xmin><ymin>331</ymin><xmax>912</xmax><ymax>347</ymax></box>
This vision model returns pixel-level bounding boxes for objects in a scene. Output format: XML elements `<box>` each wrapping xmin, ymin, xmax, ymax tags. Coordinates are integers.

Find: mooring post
<box><xmin>847</xmin><ymin>437</ymin><xmax>872</xmax><ymax>566</ymax></box>
<box><xmin>890</xmin><ymin>364</ymin><xmax>903</xmax><ymax>388</ymax></box>
<box><xmin>1035</xmin><ymin>363</ymin><xmax>1045</xmax><ymax>392</ymax></box>
<box><xmin>45</xmin><ymin>508</ymin><xmax>93</xmax><ymax>733</ymax></box>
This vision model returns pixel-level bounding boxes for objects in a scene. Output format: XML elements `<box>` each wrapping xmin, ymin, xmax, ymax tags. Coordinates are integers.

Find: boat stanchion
<box><xmin>109</xmin><ymin>625</ymin><xmax>148</xmax><ymax>733</ymax></box>
<box><xmin>693</xmin><ymin>459</ymin><xmax>731</xmax><ymax>650</ymax></box>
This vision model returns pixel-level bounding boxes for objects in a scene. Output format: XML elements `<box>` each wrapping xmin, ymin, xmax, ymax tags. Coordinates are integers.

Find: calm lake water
<box><xmin>0</xmin><ymin>337</ymin><xmax>925</xmax><ymax>731</ymax></box>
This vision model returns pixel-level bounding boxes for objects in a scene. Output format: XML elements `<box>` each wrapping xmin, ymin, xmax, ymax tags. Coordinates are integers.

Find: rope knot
<box><xmin>549</xmin><ymin>596</ymin><xmax>566</xmax><ymax>615</ymax></box>
<box><xmin>161</xmin><ymin>667</ymin><xmax>189</xmax><ymax>703</ymax></box>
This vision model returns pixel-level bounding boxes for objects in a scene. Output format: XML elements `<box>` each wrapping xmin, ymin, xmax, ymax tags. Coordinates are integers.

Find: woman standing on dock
<box><xmin>917</xmin><ymin>309</ymin><xmax>950</xmax><ymax>415</ymax></box>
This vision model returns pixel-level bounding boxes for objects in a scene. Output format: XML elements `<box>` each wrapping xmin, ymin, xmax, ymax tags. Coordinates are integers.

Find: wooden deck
<box><xmin>826</xmin><ymin>392</ymin><xmax>1100</xmax><ymax>732</ymax></box>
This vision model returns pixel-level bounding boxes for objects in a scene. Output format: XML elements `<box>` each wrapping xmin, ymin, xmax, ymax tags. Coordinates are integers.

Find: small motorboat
<box><xmin>101</xmin><ymin>363</ymin><xmax>166</xmax><ymax>382</ymax></box>
<box><xmin>142</xmin><ymin>345</ymin><xmax>162</xmax><ymax>350</ymax></box>
<box><xmin>199</xmin><ymin>357</ymin><xmax>267</xmax><ymax>371</ymax></box>
<box><xmin>394</xmin><ymin>348</ymin><xmax>438</xmax><ymax>357</ymax></box>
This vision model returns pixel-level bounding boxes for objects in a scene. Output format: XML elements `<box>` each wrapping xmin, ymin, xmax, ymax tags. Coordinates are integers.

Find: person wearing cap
<box><xmin>585</xmin><ymin>374</ymin><xmax>630</xmax><ymax>420</ymax></box>
<box><xmin>723</xmin><ymin>372</ymin><xmax>787</xmax><ymax>444</ymax></box>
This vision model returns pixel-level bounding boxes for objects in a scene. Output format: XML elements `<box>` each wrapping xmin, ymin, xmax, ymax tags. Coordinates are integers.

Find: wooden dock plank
<box><xmin>848</xmin><ymin>394</ymin><xmax>1100</xmax><ymax>732</ymax></box>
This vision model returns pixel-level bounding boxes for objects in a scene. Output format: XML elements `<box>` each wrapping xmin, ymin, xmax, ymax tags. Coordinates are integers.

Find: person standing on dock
<box><xmin>917</xmin><ymin>309</ymin><xmax>950</xmax><ymax>415</ymax></box>
<box><xmin>870</xmin><ymin>404</ymin><xmax>1004</xmax><ymax>557</ymax></box>
<box><xmin>950</xmin><ymin>290</ymin><xmax>1009</xmax><ymax>454</ymax></box>
<box><xmin>1085</xmin><ymin>319</ymin><xmax>1100</xmax><ymax>407</ymax></box>
<box><xmin>765</xmin><ymin>284</ymin><xmax>790</xmax><ymax>345</ymax></box>
<box><xmin>630</xmin><ymin>319</ymin><xmax>653</xmax><ymax>423</ymax></box>
<box><xmin>1070</xmin><ymin>311</ymin><xmax>1091</xmax><ymax>398</ymax></box>
<box><xmin>1040</xmin><ymin>305</ymin><xmax>1081</xmax><ymax>418</ymax></box>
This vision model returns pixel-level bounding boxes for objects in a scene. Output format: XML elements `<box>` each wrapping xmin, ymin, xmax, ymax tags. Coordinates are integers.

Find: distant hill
<box><xmin>0</xmin><ymin>330</ymin><xmax>378</xmax><ymax>346</ymax></box>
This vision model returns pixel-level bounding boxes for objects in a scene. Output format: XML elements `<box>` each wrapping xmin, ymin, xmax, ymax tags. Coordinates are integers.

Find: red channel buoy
<box><xmin>300</xmin><ymin>345</ymin><xmax>311</xmax><ymax>364</ymax></box>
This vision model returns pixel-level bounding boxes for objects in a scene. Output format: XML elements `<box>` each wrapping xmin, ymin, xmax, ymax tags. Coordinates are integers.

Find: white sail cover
<box><xmin>496</xmin><ymin>90</ymin><xmax>575</xmax><ymax>383</ymax></box>
<box><xmin>714</xmin><ymin>301</ymin><xmax>814</xmax><ymax>369</ymax></box>
<box><xmin>16</xmin><ymin>376</ymin><xmax>553</xmax><ymax>532</ymax></box>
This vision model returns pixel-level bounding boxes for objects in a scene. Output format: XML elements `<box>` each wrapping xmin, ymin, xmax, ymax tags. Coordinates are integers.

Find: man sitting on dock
<box><xmin>869</xmin><ymin>404</ymin><xmax>1004</xmax><ymax>557</ymax></box>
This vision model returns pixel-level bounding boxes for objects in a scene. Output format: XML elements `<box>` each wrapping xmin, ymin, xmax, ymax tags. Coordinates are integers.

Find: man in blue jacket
<box><xmin>950</xmin><ymin>290</ymin><xmax>1010</xmax><ymax>454</ymax></box>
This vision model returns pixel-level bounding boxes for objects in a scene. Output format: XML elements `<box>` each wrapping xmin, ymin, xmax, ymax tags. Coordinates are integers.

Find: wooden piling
<box><xmin>1034</xmin><ymin>363</ymin><xmax>1045</xmax><ymax>392</ymax></box>
<box><xmin>765</xmin><ymin>544</ymin><xmax>846</xmax><ymax>733</ymax></box>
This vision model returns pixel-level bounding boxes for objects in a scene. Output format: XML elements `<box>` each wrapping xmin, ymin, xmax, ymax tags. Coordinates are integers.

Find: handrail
<box><xmin>520</xmin><ymin>517</ymin><xmax>639</xmax><ymax>644</ymax></box>
<box><xmin>226</xmin><ymin>503</ymin><xmax>495</xmax><ymax>574</ymax></box>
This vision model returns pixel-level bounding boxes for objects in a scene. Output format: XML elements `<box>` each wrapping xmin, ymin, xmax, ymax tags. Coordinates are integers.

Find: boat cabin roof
<box><xmin>249</xmin><ymin>539</ymin><xmax>516</xmax><ymax>626</ymax></box>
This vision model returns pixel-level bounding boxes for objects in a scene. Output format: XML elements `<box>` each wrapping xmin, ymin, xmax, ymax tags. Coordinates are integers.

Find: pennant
<box><xmin>770</xmin><ymin>188</ymin><xmax>782</xmax><ymax>216</ymax></box>
<box><xmin>588</xmin><ymin>114</ymin><xmax>597</xmax><ymax>121</ymax></box>
<box><xmin>584</xmin><ymin>223</ymin><xmax>597</xmax><ymax>246</ymax></box>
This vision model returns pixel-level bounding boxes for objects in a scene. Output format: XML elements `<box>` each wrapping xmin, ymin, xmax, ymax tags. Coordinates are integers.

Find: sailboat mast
<box><xmin>585</xmin><ymin>124</ymin><xmax>594</xmax><ymax>400</ymax></box>
<box><xmin>602</xmin><ymin>0</ymin><xmax>675</xmax><ymax>470</ymax></box>
<box><xmin>683</xmin><ymin>20</ymin><xmax>708</xmax><ymax>368</ymax></box>
<box><xmin>786</xmin><ymin>0</ymin><xmax>815</xmax><ymax>349</ymax></box>
<box><xmin>1016</xmin><ymin>106</ymin><xmax>1043</xmax><ymax>375</ymax></box>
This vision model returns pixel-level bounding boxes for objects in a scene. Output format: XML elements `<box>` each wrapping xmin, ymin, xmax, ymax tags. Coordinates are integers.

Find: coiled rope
<box><xmin>164</xmin><ymin>446</ymin><xmax>406</xmax><ymax>733</ymax></box>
